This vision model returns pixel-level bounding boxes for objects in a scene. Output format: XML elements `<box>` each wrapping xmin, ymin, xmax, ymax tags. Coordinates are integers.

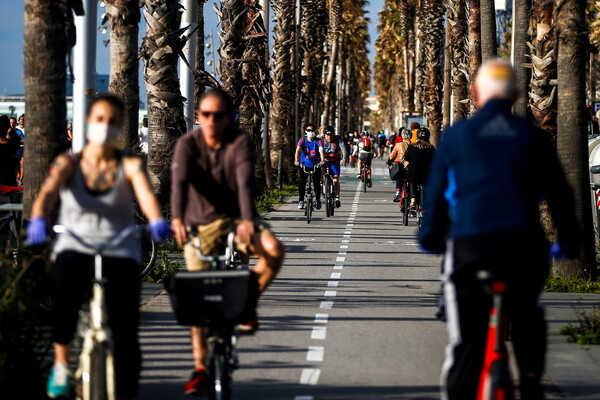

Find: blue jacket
<box><xmin>419</xmin><ymin>99</ymin><xmax>579</xmax><ymax>252</ymax></box>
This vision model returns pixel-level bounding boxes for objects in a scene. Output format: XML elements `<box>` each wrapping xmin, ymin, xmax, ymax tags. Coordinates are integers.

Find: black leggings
<box><xmin>298</xmin><ymin>167</ymin><xmax>322</xmax><ymax>201</ymax></box>
<box><xmin>51</xmin><ymin>251</ymin><xmax>142</xmax><ymax>398</ymax></box>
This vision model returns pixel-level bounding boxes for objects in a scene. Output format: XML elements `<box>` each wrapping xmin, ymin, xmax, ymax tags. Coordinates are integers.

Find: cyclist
<box><xmin>295</xmin><ymin>123</ymin><xmax>325</xmax><ymax>210</ymax></box>
<box><xmin>387</xmin><ymin>128</ymin><xmax>412</xmax><ymax>202</ymax></box>
<box><xmin>403</xmin><ymin>127</ymin><xmax>436</xmax><ymax>208</ymax></box>
<box><xmin>170</xmin><ymin>88</ymin><xmax>284</xmax><ymax>396</ymax></box>
<box><xmin>26</xmin><ymin>94</ymin><xmax>171</xmax><ymax>400</ymax></box>
<box><xmin>419</xmin><ymin>60</ymin><xmax>580</xmax><ymax>400</ymax></box>
<box><xmin>321</xmin><ymin>125</ymin><xmax>348</xmax><ymax>208</ymax></box>
<box><xmin>353</xmin><ymin>131</ymin><xmax>374</xmax><ymax>187</ymax></box>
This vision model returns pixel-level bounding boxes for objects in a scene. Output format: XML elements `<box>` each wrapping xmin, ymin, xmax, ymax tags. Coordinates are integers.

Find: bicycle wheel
<box><xmin>89</xmin><ymin>343</ymin><xmax>113</xmax><ymax>400</ymax></box>
<box><xmin>362</xmin><ymin>169</ymin><xmax>367</xmax><ymax>193</ymax></box>
<box><xmin>306</xmin><ymin>197</ymin><xmax>313</xmax><ymax>224</ymax></box>
<box><xmin>324</xmin><ymin>177</ymin><xmax>332</xmax><ymax>218</ymax></box>
<box><xmin>208</xmin><ymin>340</ymin><xmax>232</xmax><ymax>400</ymax></box>
<box><xmin>402</xmin><ymin>197</ymin><xmax>410</xmax><ymax>226</ymax></box>
<box><xmin>139</xmin><ymin>233</ymin><xmax>158</xmax><ymax>277</ymax></box>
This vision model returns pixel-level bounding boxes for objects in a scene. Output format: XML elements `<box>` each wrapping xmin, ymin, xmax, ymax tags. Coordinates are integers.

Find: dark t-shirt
<box><xmin>404</xmin><ymin>144</ymin><xmax>436</xmax><ymax>185</ymax></box>
<box><xmin>171</xmin><ymin>128</ymin><xmax>256</xmax><ymax>226</ymax></box>
<box><xmin>0</xmin><ymin>130</ymin><xmax>19</xmax><ymax>185</ymax></box>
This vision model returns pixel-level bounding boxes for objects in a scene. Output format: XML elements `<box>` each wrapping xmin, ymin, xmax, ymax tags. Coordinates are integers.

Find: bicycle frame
<box><xmin>53</xmin><ymin>224</ymin><xmax>142</xmax><ymax>400</ymax></box>
<box><xmin>301</xmin><ymin>165</ymin><xmax>316</xmax><ymax>223</ymax></box>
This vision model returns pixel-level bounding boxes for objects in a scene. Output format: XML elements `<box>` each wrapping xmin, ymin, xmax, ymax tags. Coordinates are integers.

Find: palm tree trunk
<box><xmin>270</xmin><ymin>0</ymin><xmax>295</xmax><ymax>181</ymax></box>
<box><xmin>107</xmin><ymin>0</ymin><xmax>140</xmax><ymax>153</ymax></box>
<box><xmin>322</xmin><ymin>0</ymin><xmax>343</xmax><ymax>126</ymax></box>
<box><xmin>468</xmin><ymin>0</ymin><xmax>482</xmax><ymax>114</ymax></box>
<box><xmin>442</xmin><ymin>15</ymin><xmax>452</xmax><ymax>128</ymax></box>
<box><xmin>448</xmin><ymin>0</ymin><xmax>470</xmax><ymax>121</ymax></box>
<box><xmin>423</xmin><ymin>0</ymin><xmax>445</xmax><ymax>143</ymax></box>
<box><xmin>480</xmin><ymin>0</ymin><xmax>497</xmax><ymax>60</ymax></box>
<box><xmin>141</xmin><ymin>0</ymin><xmax>187</xmax><ymax>199</ymax></box>
<box><xmin>512</xmin><ymin>0</ymin><xmax>532</xmax><ymax>118</ymax></box>
<box><xmin>194</xmin><ymin>0</ymin><xmax>205</xmax><ymax>111</ymax></box>
<box><xmin>555</xmin><ymin>0</ymin><xmax>596</xmax><ymax>279</ymax></box>
<box><xmin>23</xmin><ymin>0</ymin><xmax>69</xmax><ymax>218</ymax></box>
<box><xmin>239</xmin><ymin>0</ymin><xmax>269</xmax><ymax>193</ymax></box>
<box><xmin>218</xmin><ymin>0</ymin><xmax>246</xmax><ymax>107</ymax></box>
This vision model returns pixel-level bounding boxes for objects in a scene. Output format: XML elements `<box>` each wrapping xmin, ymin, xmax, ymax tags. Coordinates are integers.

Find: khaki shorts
<box><xmin>183</xmin><ymin>218</ymin><xmax>270</xmax><ymax>271</ymax></box>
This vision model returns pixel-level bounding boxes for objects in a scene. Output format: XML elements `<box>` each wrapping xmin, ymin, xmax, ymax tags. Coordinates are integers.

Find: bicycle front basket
<box><xmin>165</xmin><ymin>270</ymin><xmax>258</xmax><ymax>327</ymax></box>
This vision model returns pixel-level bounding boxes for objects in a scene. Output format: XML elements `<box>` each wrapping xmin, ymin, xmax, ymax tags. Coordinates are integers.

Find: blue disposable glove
<box><xmin>550</xmin><ymin>243</ymin><xmax>572</xmax><ymax>260</ymax></box>
<box><xmin>27</xmin><ymin>217</ymin><xmax>47</xmax><ymax>245</ymax></box>
<box><xmin>149</xmin><ymin>219</ymin><xmax>172</xmax><ymax>242</ymax></box>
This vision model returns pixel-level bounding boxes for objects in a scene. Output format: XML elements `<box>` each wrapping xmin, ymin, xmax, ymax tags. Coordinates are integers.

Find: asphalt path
<box><xmin>137</xmin><ymin>159</ymin><xmax>447</xmax><ymax>400</ymax></box>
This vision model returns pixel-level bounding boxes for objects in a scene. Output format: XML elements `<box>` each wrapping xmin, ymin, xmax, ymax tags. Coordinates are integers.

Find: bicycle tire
<box><xmin>139</xmin><ymin>234</ymin><xmax>158</xmax><ymax>277</ymax></box>
<box><xmin>90</xmin><ymin>343</ymin><xmax>111</xmax><ymax>400</ymax></box>
<box><xmin>307</xmin><ymin>198</ymin><xmax>313</xmax><ymax>224</ymax></box>
<box><xmin>363</xmin><ymin>170</ymin><xmax>367</xmax><ymax>193</ymax></box>
<box><xmin>208</xmin><ymin>341</ymin><xmax>231</xmax><ymax>400</ymax></box>
<box><xmin>324</xmin><ymin>177</ymin><xmax>331</xmax><ymax>218</ymax></box>
<box><xmin>403</xmin><ymin>197</ymin><xmax>410</xmax><ymax>226</ymax></box>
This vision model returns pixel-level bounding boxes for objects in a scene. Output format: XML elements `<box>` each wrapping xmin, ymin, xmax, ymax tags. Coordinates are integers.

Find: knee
<box><xmin>260</xmin><ymin>234</ymin><xmax>285</xmax><ymax>265</ymax></box>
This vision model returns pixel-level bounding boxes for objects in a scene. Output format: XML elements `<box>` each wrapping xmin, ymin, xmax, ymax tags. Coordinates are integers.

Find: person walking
<box><xmin>419</xmin><ymin>59</ymin><xmax>580</xmax><ymax>400</ymax></box>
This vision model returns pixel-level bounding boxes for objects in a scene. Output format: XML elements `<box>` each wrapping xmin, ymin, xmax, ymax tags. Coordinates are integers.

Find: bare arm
<box><xmin>31</xmin><ymin>154</ymin><xmax>73</xmax><ymax>218</ymax></box>
<box><xmin>295</xmin><ymin>146</ymin><xmax>302</xmax><ymax>164</ymax></box>
<box><xmin>123</xmin><ymin>157</ymin><xmax>163</xmax><ymax>222</ymax></box>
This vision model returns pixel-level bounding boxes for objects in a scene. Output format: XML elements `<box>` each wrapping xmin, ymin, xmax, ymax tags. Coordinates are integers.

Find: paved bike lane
<box><xmin>136</xmin><ymin>159</ymin><xmax>600</xmax><ymax>399</ymax></box>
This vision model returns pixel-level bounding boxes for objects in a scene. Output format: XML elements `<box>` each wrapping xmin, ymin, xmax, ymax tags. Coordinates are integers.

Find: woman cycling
<box><xmin>27</xmin><ymin>94</ymin><xmax>171</xmax><ymax>400</ymax></box>
<box><xmin>403</xmin><ymin>127</ymin><xmax>436</xmax><ymax>208</ymax></box>
<box><xmin>387</xmin><ymin>127</ymin><xmax>412</xmax><ymax>202</ymax></box>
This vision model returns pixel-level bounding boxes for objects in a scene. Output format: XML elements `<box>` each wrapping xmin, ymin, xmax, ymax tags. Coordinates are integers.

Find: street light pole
<box><xmin>180</xmin><ymin>0</ymin><xmax>197</xmax><ymax>131</ymax></box>
<box><xmin>72</xmin><ymin>0</ymin><xmax>97</xmax><ymax>153</ymax></box>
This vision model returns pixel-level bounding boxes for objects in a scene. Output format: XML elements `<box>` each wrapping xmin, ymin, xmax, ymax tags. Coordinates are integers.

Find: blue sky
<box><xmin>0</xmin><ymin>0</ymin><xmax>384</xmax><ymax>96</ymax></box>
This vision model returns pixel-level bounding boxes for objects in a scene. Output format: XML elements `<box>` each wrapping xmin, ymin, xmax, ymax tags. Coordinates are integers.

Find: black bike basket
<box><xmin>165</xmin><ymin>270</ymin><xmax>258</xmax><ymax>327</ymax></box>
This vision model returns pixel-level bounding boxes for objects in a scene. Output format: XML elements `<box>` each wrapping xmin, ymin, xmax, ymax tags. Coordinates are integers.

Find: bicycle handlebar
<box><xmin>187</xmin><ymin>229</ymin><xmax>237</xmax><ymax>263</ymax></box>
<box><xmin>53</xmin><ymin>224</ymin><xmax>143</xmax><ymax>253</ymax></box>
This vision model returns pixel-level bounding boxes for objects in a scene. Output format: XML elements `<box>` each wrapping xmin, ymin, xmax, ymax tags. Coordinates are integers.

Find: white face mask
<box><xmin>306</xmin><ymin>131</ymin><xmax>315</xmax><ymax>140</ymax></box>
<box><xmin>86</xmin><ymin>122</ymin><xmax>119</xmax><ymax>146</ymax></box>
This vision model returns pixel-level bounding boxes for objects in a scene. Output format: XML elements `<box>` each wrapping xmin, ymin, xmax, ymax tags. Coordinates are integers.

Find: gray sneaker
<box><xmin>315</xmin><ymin>200</ymin><xmax>322</xmax><ymax>210</ymax></box>
<box><xmin>298</xmin><ymin>201</ymin><xmax>305</xmax><ymax>209</ymax></box>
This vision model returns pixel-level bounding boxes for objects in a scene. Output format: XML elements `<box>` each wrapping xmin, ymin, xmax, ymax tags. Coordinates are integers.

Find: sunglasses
<box><xmin>305</xmin><ymin>129</ymin><xmax>315</xmax><ymax>133</ymax></box>
<box><xmin>200</xmin><ymin>111</ymin><xmax>227</xmax><ymax>120</ymax></box>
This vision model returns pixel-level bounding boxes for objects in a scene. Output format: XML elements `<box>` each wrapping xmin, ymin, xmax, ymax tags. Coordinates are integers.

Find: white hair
<box><xmin>474</xmin><ymin>59</ymin><xmax>517</xmax><ymax>107</ymax></box>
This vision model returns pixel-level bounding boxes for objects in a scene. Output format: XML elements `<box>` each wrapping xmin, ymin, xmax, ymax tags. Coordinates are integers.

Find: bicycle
<box><xmin>476</xmin><ymin>270</ymin><xmax>515</xmax><ymax>400</ymax></box>
<box><xmin>52</xmin><ymin>224</ymin><xmax>144</xmax><ymax>400</ymax></box>
<box><xmin>322</xmin><ymin>164</ymin><xmax>335</xmax><ymax>217</ymax></box>
<box><xmin>360</xmin><ymin>160</ymin><xmax>370</xmax><ymax>193</ymax></box>
<box><xmin>0</xmin><ymin>185</ymin><xmax>23</xmax><ymax>261</ymax></box>
<box><xmin>166</xmin><ymin>228</ymin><xmax>258</xmax><ymax>400</ymax></box>
<box><xmin>400</xmin><ymin>179</ymin><xmax>411</xmax><ymax>227</ymax></box>
<box><xmin>301</xmin><ymin>164</ymin><xmax>317</xmax><ymax>224</ymax></box>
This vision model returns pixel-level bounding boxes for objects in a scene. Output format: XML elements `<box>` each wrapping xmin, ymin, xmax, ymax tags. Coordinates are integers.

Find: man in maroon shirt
<box><xmin>171</xmin><ymin>89</ymin><xmax>284</xmax><ymax>396</ymax></box>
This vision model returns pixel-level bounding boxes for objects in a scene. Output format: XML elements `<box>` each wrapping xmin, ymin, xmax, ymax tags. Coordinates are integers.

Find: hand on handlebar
<box><xmin>294</xmin><ymin>161</ymin><xmax>300</xmax><ymax>167</ymax></box>
<box><xmin>236</xmin><ymin>220</ymin><xmax>255</xmax><ymax>246</ymax></box>
<box><xmin>171</xmin><ymin>218</ymin><xmax>187</xmax><ymax>247</ymax></box>
<box><xmin>149</xmin><ymin>219</ymin><xmax>172</xmax><ymax>242</ymax></box>
<box><xmin>27</xmin><ymin>217</ymin><xmax>47</xmax><ymax>246</ymax></box>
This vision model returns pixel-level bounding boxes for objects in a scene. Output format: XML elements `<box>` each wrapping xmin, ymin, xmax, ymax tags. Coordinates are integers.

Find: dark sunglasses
<box><xmin>200</xmin><ymin>111</ymin><xmax>227</xmax><ymax>120</ymax></box>
<box><xmin>305</xmin><ymin>129</ymin><xmax>316</xmax><ymax>132</ymax></box>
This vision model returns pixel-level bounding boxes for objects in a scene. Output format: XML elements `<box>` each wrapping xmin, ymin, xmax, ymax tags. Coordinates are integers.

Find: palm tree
<box><xmin>512</xmin><ymin>0</ymin><xmax>532</xmax><ymax>118</ymax></box>
<box><xmin>422</xmin><ymin>0</ymin><xmax>445</xmax><ymax>143</ymax></box>
<box><xmin>555</xmin><ymin>0</ymin><xmax>596</xmax><ymax>279</ymax></box>
<box><xmin>23</xmin><ymin>0</ymin><xmax>70</xmax><ymax>218</ymax></box>
<box><xmin>238</xmin><ymin>0</ymin><xmax>269</xmax><ymax>192</ymax></box>
<box><xmin>270</xmin><ymin>0</ymin><xmax>295</xmax><ymax>181</ymax></box>
<box><xmin>467</xmin><ymin>0</ymin><xmax>482</xmax><ymax>114</ymax></box>
<box><xmin>194</xmin><ymin>0</ymin><xmax>205</xmax><ymax>111</ymax></box>
<box><xmin>528</xmin><ymin>0</ymin><xmax>557</xmax><ymax>143</ymax></box>
<box><xmin>322</xmin><ymin>0</ymin><xmax>343</xmax><ymax>125</ymax></box>
<box><xmin>400</xmin><ymin>0</ymin><xmax>417</xmax><ymax>114</ymax></box>
<box><xmin>106</xmin><ymin>0</ymin><xmax>141</xmax><ymax>153</ymax></box>
<box><xmin>447</xmin><ymin>0</ymin><xmax>470</xmax><ymax>120</ymax></box>
<box><xmin>218</xmin><ymin>0</ymin><xmax>245</xmax><ymax>106</ymax></box>
<box><xmin>480</xmin><ymin>0</ymin><xmax>497</xmax><ymax>60</ymax></box>
<box><xmin>140</xmin><ymin>0</ymin><xmax>187</xmax><ymax>198</ymax></box>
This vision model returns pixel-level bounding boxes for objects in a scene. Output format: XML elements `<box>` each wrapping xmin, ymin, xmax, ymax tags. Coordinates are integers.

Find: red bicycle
<box><xmin>477</xmin><ymin>271</ymin><xmax>515</xmax><ymax>400</ymax></box>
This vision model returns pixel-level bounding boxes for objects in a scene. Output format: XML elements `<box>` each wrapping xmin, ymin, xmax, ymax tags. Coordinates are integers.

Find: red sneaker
<box><xmin>238</xmin><ymin>319</ymin><xmax>260</xmax><ymax>335</ymax></box>
<box><xmin>184</xmin><ymin>368</ymin><xmax>208</xmax><ymax>396</ymax></box>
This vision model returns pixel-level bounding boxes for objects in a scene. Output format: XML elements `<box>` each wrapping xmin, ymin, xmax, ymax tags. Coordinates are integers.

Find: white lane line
<box><xmin>295</xmin><ymin>396</ymin><xmax>314</xmax><ymax>400</ymax></box>
<box><xmin>307</xmin><ymin>346</ymin><xmax>324</xmax><ymax>362</ymax></box>
<box><xmin>334</xmin><ymin>264</ymin><xmax>343</xmax><ymax>270</ymax></box>
<box><xmin>331</xmin><ymin>272</ymin><xmax>341</xmax><ymax>279</ymax></box>
<box><xmin>327</xmin><ymin>281</ymin><xmax>339</xmax><ymax>287</ymax></box>
<box><xmin>311</xmin><ymin>326</ymin><xmax>327</xmax><ymax>340</ymax></box>
<box><xmin>338</xmin><ymin>251</ymin><xmax>347</xmax><ymax>256</ymax></box>
<box><xmin>324</xmin><ymin>290</ymin><xmax>337</xmax><ymax>297</ymax></box>
<box><xmin>341</xmin><ymin>239</ymin><xmax>350</xmax><ymax>244</ymax></box>
<box><xmin>315</xmin><ymin>313</ymin><xmax>329</xmax><ymax>323</ymax></box>
<box><xmin>300</xmin><ymin>369</ymin><xmax>320</xmax><ymax>385</ymax></box>
<box><xmin>340</xmin><ymin>245</ymin><xmax>348</xmax><ymax>249</ymax></box>
<box><xmin>346</xmin><ymin>224</ymin><xmax>354</xmax><ymax>227</ymax></box>
<box><xmin>320</xmin><ymin>301</ymin><xmax>334</xmax><ymax>309</ymax></box>
<box><xmin>344</xmin><ymin>231</ymin><xmax>351</xmax><ymax>235</ymax></box>
<box><xmin>336</xmin><ymin>256</ymin><xmax>345</xmax><ymax>262</ymax></box>
<box><xmin>343</xmin><ymin>234</ymin><xmax>351</xmax><ymax>239</ymax></box>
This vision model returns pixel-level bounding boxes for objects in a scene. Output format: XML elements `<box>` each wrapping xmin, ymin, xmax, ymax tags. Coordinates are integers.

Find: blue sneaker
<box><xmin>47</xmin><ymin>362</ymin><xmax>72</xmax><ymax>398</ymax></box>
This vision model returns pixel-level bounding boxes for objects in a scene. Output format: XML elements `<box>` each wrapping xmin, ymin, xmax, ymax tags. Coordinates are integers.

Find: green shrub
<box><xmin>559</xmin><ymin>305</ymin><xmax>600</xmax><ymax>345</ymax></box>
<box><xmin>0</xmin><ymin>255</ymin><xmax>52</xmax><ymax>398</ymax></box>
<box><xmin>143</xmin><ymin>250</ymin><xmax>181</xmax><ymax>283</ymax></box>
<box><xmin>544</xmin><ymin>277</ymin><xmax>600</xmax><ymax>293</ymax></box>
<box><xmin>256</xmin><ymin>185</ymin><xmax>298</xmax><ymax>214</ymax></box>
